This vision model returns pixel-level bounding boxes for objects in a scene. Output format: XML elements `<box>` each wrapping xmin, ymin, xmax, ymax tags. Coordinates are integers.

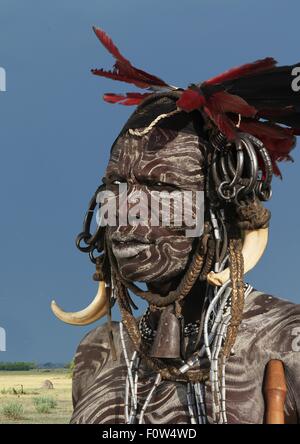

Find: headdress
<box><xmin>92</xmin><ymin>26</ymin><xmax>299</xmax><ymax>177</ymax></box>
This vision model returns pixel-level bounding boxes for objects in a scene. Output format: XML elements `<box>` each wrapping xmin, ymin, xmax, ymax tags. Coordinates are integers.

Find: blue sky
<box><xmin>0</xmin><ymin>0</ymin><xmax>299</xmax><ymax>362</ymax></box>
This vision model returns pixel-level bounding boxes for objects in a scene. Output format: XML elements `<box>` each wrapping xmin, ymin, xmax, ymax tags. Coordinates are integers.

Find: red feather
<box><xmin>257</xmin><ymin>106</ymin><xmax>294</xmax><ymax>119</ymax></box>
<box><xmin>207</xmin><ymin>91</ymin><xmax>257</xmax><ymax>117</ymax></box>
<box><xmin>176</xmin><ymin>88</ymin><xmax>257</xmax><ymax>137</ymax></box>
<box><xmin>103</xmin><ymin>92</ymin><xmax>150</xmax><ymax>105</ymax></box>
<box><xmin>93</xmin><ymin>26</ymin><xmax>129</xmax><ymax>65</ymax></box>
<box><xmin>203</xmin><ymin>105</ymin><xmax>237</xmax><ymax>140</ymax></box>
<box><xmin>176</xmin><ymin>89</ymin><xmax>206</xmax><ymax>111</ymax></box>
<box><xmin>91</xmin><ymin>69</ymin><xmax>150</xmax><ymax>88</ymax></box>
<box><xmin>239</xmin><ymin>120</ymin><xmax>294</xmax><ymax>140</ymax></box>
<box><xmin>205</xmin><ymin>57</ymin><xmax>277</xmax><ymax>86</ymax></box>
<box><xmin>92</xmin><ymin>27</ymin><xmax>169</xmax><ymax>89</ymax></box>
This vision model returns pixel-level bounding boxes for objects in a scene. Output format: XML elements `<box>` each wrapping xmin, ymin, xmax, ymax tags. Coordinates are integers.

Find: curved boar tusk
<box><xmin>207</xmin><ymin>228</ymin><xmax>269</xmax><ymax>287</ymax></box>
<box><xmin>51</xmin><ymin>281</ymin><xmax>108</xmax><ymax>325</ymax></box>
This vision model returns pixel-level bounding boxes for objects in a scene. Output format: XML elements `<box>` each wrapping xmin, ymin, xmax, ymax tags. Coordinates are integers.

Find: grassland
<box><xmin>0</xmin><ymin>369</ymin><xmax>73</xmax><ymax>424</ymax></box>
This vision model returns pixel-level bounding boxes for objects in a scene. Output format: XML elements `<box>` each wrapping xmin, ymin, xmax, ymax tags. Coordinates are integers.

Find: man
<box><xmin>52</xmin><ymin>28</ymin><xmax>300</xmax><ymax>424</ymax></box>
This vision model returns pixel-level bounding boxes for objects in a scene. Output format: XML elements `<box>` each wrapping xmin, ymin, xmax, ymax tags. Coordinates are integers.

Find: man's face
<box><xmin>104</xmin><ymin>126</ymin><xmax>206</xmax><ymax>283</ymax></box>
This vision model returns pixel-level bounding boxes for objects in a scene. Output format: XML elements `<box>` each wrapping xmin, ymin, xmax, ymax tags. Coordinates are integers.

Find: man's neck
<box><xmin>147</xmin><ymin>278</ymin><xmax>207</xmax><ymax>324</ymax></box>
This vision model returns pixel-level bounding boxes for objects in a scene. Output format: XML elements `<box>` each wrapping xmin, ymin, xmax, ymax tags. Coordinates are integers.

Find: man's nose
<box><xmin>118</xmin><ymin>184</ymin><xmax>149</xmax><ymax>225</ymax></box>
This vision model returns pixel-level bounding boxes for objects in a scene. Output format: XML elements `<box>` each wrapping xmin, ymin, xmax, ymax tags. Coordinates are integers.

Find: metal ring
<box><xmin>76</xmin><ymin>183</ymin><xmax>106</xmax><ymax>254</ymax></box>
<box><xmin>258</xmin><ymin>147</ymin><xmax>273</xmax><ymax>190</ymax></box>
<box><xmin>239</xmin><ymin>135</ymin><xmax>259</xmax><ymax>194</ymax></box>
<box><xmin>226</xmin><ymin>149</ymin><xmax>236</xmax><ymax>178</ymax></box>
<box><xmin>82</xmin><ymin>184</ymin><xmax>105</xmax><ymax>236</ymax></box>
<box><xmin>89</xmin><ymin>248</ymin><xmax>104</xmax><ymax>264</ymax></box>
<box><xmin>220</xmin><ymin>153</ymin><xmax>231</xmax><ymax>183</ymax></box>
<box><xmin>240</xmin><ymin>133</ymin><xmax>273</xmax><ymax>200</ymax></box>
<box><xmin>76</xmin><ymin>232</ymin><xmax>93</xmax><ymax>253</ymax></box>
<box><xmin>211</xmin><ymin>152</ymin><xmax>222</xmax><ymax>189</ymax></box>
<box><xmin>218</xmin><ymin>181</ymin><xmax>236</xmax><ymax>201</ymax></box>
<box><xmin>245</xmin><ymin>133</ymin><xmax>273</xmax><ymax>190</ymax></box>
<box><xmin>227</xmin><ymin>141</ymin><xmax>245</xmax><ymax>188</ymax></box>
<box><xmin>255</xmin><ymin>182</ymin><xmax>272</xmax><ymax>201</ymax></box>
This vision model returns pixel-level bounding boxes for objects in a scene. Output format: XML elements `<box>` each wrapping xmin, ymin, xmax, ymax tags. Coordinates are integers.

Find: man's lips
<box><xmin>111</xmin><ymin>238</ymin><xmax>152</xmax><ymax>259</ymax></box>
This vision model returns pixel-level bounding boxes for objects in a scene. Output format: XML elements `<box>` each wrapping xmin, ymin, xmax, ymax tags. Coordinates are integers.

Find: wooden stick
<box><xmin>264</xmin><ymin>359</ymin><xmax>287</xmax><ymax>424</ymax></box>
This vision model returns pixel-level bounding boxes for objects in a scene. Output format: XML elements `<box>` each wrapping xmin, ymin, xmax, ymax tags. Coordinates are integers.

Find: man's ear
<box><xmin>207</xmin><ymin>228</ymin><xmax>269</xmax><ymax>286</ymax></box>
<box><xmin>51</xmin><ymin>281</ymin><xmax>108</xmax><ymax>325</ymax></box>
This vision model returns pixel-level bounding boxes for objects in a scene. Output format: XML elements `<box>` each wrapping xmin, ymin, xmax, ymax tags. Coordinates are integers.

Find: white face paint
<box><xmin>105</xmin><ymin>126</ymin><xmax>206</xmax><ymax>283</ymax></box>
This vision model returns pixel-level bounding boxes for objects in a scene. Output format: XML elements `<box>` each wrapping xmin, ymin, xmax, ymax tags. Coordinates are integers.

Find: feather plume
<box><xmin>176</xmin><ymin>89</ymin><xmax>206</xmax><ymax>111</ymax></box>
<box><xmin>206</xmin><ymin>91</ymin><xmax>257</xmax><ymax>117</ymax></box>
<box><xmin>92</xmin><ymin>27</ymin><xmax>169</xmax><ymax>89</ymax></box>
<box><xmin>103</xmin><ymin>92</ymin><xmax>150</xmax><ymax>105</ymax></box>
<box><xmin>91</xmin><ymin>27</ymin><xmax>299</xmax><ymax>176</ymax></box>
<box><xmin>204</xmin><ymin>57</ymin><xmax>277</xmax><ymax>86</ymax></box>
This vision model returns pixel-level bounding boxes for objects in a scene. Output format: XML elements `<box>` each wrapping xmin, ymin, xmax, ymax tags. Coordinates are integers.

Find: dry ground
<box><xmin>0</xmin><ymin>369</ymin><xmax>73</xmax><ymax>424</ymax></box>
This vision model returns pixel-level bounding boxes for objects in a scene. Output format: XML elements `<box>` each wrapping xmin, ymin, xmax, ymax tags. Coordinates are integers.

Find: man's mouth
<box><xmin>111</xmin><ymin>238</ymin><xmax>152</xmax><ymax>259</ymax></box>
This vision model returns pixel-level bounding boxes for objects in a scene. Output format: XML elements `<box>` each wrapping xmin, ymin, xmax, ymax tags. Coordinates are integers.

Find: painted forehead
<box><xmin>106</xmin><ymin>127</ymin><xmax>206</xmax><ymax>188</ymax></box>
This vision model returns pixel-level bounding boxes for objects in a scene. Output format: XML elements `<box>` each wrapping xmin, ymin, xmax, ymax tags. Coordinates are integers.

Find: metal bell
<box><xmin>149</xmin><ymin>305</ymin><xmax>181</xmax><ymax>359</ymax></box>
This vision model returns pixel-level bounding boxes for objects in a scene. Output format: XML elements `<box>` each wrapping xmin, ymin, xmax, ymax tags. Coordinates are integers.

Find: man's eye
<box><xmin>152</xmin><ymin>181</ymin><xmax>178</xmax><ymax>191</ymax></box>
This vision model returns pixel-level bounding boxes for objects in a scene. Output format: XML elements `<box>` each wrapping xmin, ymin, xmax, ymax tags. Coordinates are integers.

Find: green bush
<box><xmin>33</xmin><ymin>396</ymin><xmax>57</xmax><ymax>414</ymax></box>
<box><xmin>67</xmin><ymin>358</ymin><xmax>75</xmax><ymax>378</ymax></box>
<box><xmin>0</xmin><ymin>385</ymin><xmax>27</xmax><ymax>395</ymax></box>
<box><xmin>35</xmin><ymin>403</ymin><xmax>51</xmax><ymax>414</ymax></box>
<box><xmin>0</xmin><ymin>387</ymin><xmax>13</xmax><ymax>395</ymax></box>
<box><xmin>0</xmin><ymin>361</ymin><xmax>36</xmax><ymax>371</ymax></box>
<box><xmin>2</xmin><ymin>402</ymin><xmax>24</xmax><ymax>419</ymax></box>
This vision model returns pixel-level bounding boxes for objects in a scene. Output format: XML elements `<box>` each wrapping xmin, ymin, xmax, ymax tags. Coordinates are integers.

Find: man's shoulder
<box><xmin>244</xmin><ymin>290</ymin><xmax>300</xmax><ymax>322</ymax></box>
<box><xmin>242</xmin><ymin>290</ymin><xmax>300</xmax><ymax>353</ymax></box>
<box><xmin>72</xmin><ymin>321</ymin><xmax>122</xmax><ymax>407</ymax></box>
<box><xmin>73</xmin><ymin>321</ymin><xmax>122</xmax><ymax>378</ymax></box>
<box><xmin>75</xmin><ymin>316</ymin><xmax>142</xmax><ymax>352</ymax></box>
<box><xmin>76</xmin><ymin>321</ymin><xmax>120</xmax><ymax>349</ymax></box>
